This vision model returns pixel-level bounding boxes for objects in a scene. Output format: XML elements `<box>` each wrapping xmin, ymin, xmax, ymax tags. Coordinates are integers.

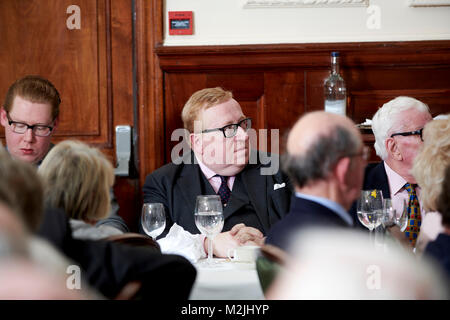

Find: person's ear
<box><xmin>386</xmin><ymin>137</ymin><xmax>402</xmax><ymax>161</ymax></box>
<box><xmin>0</xmin><ymin>108</ymin><xmax>7</xmax><ymax>127</ymax></box>
<box><xmin>190</xmin><ymin>132</ymin><xmax>203</xmax><ymax>155</ymax></box>
<box><xmin>51</xmin><ymin>116</ymin><xmax>59</xmax><ymax>134</ymax></box>
<box><xmin>335</xmin><ymin>156</ymin><xmax>351</xmax><ymax>186</ymax></box>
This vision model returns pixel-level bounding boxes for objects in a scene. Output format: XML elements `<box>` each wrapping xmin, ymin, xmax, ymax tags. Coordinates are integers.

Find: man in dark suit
<box><xmin>350</xmin><ymin>97</ymin><xmax>432</xmax><ymax>248</ymax></box>
<box><xmin>143</xmin><ymin>87</ymin><xmax>291</xmax><ymax>258</ymax></box>
<box><xmin>265</xmin><ymin>111</ymin><xmax>368</xmax><ymax>251</ymax></box>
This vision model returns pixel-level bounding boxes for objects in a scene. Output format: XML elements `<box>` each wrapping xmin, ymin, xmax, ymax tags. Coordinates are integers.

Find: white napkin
<box><xmin>157</xmin><ymin>223</ymin><xmax>206</xmax><ymax>263</ymax></box>
<box><xmin>359</xmin><ymin>119</ymin><xmax>372</xmax><ymax>126</ymax></box>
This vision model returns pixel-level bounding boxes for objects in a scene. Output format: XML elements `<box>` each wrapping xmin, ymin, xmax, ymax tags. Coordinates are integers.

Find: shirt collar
<box><xmin>294</xmin><ymin>192</ymin><xmax>354</xmax><ymax>226</ymax></box>
<box><xmin>195</xmin><ymin>154</ymin><xmax>218</xmax><ymax>180</ymax></box>
<box><xmin>384</xmin><ymin>162</ymin><xmax>408</xmax><ymax>196</ymax></box>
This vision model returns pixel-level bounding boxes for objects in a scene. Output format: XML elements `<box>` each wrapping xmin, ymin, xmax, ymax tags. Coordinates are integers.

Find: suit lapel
<box><xmin>176</xmin><ymin>163</ymin><xmax>205</xmax><ymax>217</ymax></box>
<box><xmin>365</xmin><ymin>161</ymin><xmax>391</xmax><ymax>199</ymax></box>
<box><xmin>240</xmin><ymin>163</ymin><xmax>270</xmax><ymax>233</ymax></box>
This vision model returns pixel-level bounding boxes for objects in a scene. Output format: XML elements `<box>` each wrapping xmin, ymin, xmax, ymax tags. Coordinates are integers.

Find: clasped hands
<box><xmin>203</xmin><ymin>223</ymin><xmax>264</xmax><ymax>258</ymax></box>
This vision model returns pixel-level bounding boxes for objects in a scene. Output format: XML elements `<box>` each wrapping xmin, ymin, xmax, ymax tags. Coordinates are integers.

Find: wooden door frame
<box><xmin>135</xmin><ymin>0</ymin><xmax>165</xmax><ymax>186</ymax></box>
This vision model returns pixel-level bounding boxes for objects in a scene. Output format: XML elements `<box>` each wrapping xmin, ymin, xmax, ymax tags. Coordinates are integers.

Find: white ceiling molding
<box><xmin>408</xmin><ymin>0</ymin><xmax>450</xmax><ymax>6</ymax></box>
<box><xmin>243</xmin><ymin>0</ymin><xmax>369</xmax><ymax>8</ymax></box>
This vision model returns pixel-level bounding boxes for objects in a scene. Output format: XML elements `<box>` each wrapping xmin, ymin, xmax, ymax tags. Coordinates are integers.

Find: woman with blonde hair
<box><xmin>411</xmin><ymin>117</ymin><xmax>450</xmax><ymax>253</ymax></box>
<box><xmin>38</xmin><ymin>140</ymin><xmax>123</xmax><ymax>240</ymax></box>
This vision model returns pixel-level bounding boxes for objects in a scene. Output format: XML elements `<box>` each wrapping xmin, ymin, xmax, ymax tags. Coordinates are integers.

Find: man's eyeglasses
<box><xmin>201</xmin><ymin>118</ymin><xmax>252</xmax><ymax>138</ymax></box>
<box><xmin>6</xmin><ymin>112</ymin><xmax>54</xmax><ymax>137</ymax></box>
<box><xmin>390</xmin><ymin>128</ymin><xmax>423</xmax><ymax>142</ymax></box>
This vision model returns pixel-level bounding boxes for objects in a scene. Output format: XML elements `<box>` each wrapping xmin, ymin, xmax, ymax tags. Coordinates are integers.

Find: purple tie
<box><xmin>217</xmin><ymin>175</ymin><xmax>231</xmax><ymax>206</ymax></box>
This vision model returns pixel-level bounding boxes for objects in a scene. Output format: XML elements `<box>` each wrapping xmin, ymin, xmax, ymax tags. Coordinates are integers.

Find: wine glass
<box><xmin>394</xmin><ymin>199</ymin><xmax>408</xmax><ymax>232</ymax></box>
<box><xmin>356</xmin><ymin>190</ymin><xmax>384</xmax><ymax>239</ymax></box>
<box><xmin>194</xmin><ymin>195</ymin><xmax>224</xmax><ymax>266</ymax></box>
<box><xmin>141</xmin><ymin>203</ymin><xmax>166</xmax><ymax>239</ymax></box>
<box><xmin>382</xmin><ymin>198</ymin><xmax>407</xmax><ymax>230</ymax></box>
<box><xmin>381</xmin><ymin>198</ymin><xmax>396</xmax><ymax>228</ymax></box>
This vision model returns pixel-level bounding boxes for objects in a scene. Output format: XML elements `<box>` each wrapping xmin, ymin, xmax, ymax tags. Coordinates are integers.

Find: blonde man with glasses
<box><xmin>1</xmin><ymin>75</ymin><xmax>128</xmax><ymax>233</ymax></box>
<box><xmin>143</xmin><ymin>87</ymin><xmax>291</xmax><ymax>259</ymax></box>
<box><xmin>1</xmin><ymin>75</ymin><xmax>60</xmax><ymax>165</ymax></box>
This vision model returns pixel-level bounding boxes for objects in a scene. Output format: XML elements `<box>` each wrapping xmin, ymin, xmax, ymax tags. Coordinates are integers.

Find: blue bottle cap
<box><xmin>331</xmin><ymin>51</ymin><xmax>340</xmax><ymax>57</ymax></box>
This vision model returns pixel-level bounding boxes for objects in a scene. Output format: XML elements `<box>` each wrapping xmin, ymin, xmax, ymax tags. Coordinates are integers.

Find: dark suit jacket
<box><xmin>349</xmin><ymin>161</ymin><xmax>390</xmax><ymax>229</ymax></box>
<box><xmin>143</xmin><ymin>151</ymin><xmax>291</xmax><ymax>236</ymax></box>
<box><xmin>424</xmin><ymin>233</ymin><xmax>450</xmax><ymax>281</ymax></box>
<box><xmin>266</xmin><ymin>196</ymin><xmax>351</xmax><ymax>251</ymax></box>
<box><xmin>361</xmin><ymin>162</ymin><xmax>390</xmax><ymax>198</ymax></box>
<box><xmin>37</xmin><ymin>207</ymin><xmax>196</xmax><ymax>299</ymax></box>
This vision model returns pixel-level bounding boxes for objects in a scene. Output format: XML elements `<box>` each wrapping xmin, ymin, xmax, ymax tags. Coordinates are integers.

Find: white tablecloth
<box><xmin>189</xmin><ymin>258</ymin><xmax>265</xmax><ymax>300</ymax></box>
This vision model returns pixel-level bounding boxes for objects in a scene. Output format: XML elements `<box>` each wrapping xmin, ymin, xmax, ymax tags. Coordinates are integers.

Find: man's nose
<box><xmin>235</xmin><ymin>126</ymin><xmax>249</xmax><ymax>140</ymax></box>
<box><xmin>23</xmin><ymin>128</ymin><xmax>35</xmax><ymax>142</ymax></box>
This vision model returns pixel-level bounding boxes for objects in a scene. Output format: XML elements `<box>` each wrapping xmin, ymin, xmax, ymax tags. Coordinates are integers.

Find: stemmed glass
<box><xmin>194</xmin><ymin>195</ymin><xmax>224</xmax><ymax>266</ymax></box>
<box><xmin>141</xmin><ymin>203</ymin><xmax>166</xmax><ymax>239</ymax></box>
<box><xmin>356</xmin><ymin>190</ymin><xmax>384</xmax><ymax>241</ymax></box>
<box><xmin>382</xmin><ymin>198</ymin><xmax>408</xmax><ymax>232</ymax></box>
<box><xmin>381</xmin><ymin>198</ymin><xmax>407</xmax><ymax>231</ymax></box>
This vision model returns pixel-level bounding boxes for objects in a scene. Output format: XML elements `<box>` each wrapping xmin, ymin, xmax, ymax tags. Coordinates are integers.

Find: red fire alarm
<box><xmin>168</xmin><ymin>11</ymin><xmax>193</xmax><ymax>35</ymax></box>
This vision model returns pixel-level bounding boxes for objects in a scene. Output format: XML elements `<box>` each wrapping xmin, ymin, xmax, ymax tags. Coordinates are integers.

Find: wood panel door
<box><xmin>0</xmin><ymin>0</ymin><xmax>141</xmax><ymax>230</ymax></box>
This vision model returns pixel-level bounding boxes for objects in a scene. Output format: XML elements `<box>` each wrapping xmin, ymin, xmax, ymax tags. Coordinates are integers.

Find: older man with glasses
<box><xmin>353</xmin><ymin>96</ymin><xmax>433</xmax><ymax>249</ymax></box>
<box><xmin>143</xmin><ymin>87</ymin><xmax>291</xmax><ymax>259</ymax></box>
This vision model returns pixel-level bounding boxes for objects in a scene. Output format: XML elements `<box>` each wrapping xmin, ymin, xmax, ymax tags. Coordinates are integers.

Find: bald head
<box><xmin>287</xmin><ymin>111</ymin><xmax>362</xmax><ymax>157</ymax></box>
<box><xmin>283</xmin><ymin>111</ymin><xmax>364</xmax><ymax>191</ymax></box>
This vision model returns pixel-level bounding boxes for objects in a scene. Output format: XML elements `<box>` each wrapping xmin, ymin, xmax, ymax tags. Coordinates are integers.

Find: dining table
<box><xmin>189</xmin><ymin>258</ymin><xmax>265</xmax><ymax>300</ymax></box>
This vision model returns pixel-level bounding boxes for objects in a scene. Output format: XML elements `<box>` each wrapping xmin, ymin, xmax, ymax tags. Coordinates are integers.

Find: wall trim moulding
<box><xmin>244</xmin><ymin>0</ymin><xmax>369</xmax><ymax>8</ymax></box>
<box><xmin>408</xmin><ymin>0</ymin><xmax>450</xmax><ymax>6</ymax></box>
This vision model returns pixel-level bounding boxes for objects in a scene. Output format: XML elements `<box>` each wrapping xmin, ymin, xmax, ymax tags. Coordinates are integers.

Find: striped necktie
<box><xmin>404</xmin><ymin>183</ymin><xmax>421</xmax><ymax>247</ymax></box>
<box><xmin>216</xmin><ymin>175</ymin><xmax>231</xmax><ymax>206</ymax></box>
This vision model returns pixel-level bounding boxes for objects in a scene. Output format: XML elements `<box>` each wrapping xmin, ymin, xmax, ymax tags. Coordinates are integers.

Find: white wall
<box><xmin>164</xmin><ymin>0</ymin><xmax>450</xmax><ymax>46</ymax></box>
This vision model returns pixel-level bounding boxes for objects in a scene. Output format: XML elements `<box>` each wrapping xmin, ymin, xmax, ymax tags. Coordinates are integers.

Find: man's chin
<box><xmin>14</xmin><ymin>153</ymin><xmax>39</xmax><ymax>164</ymax></box>
<box><xmin>215</xmin><ymin>164</ymin><xmax>247</xmax><ymax>176</ymax></box>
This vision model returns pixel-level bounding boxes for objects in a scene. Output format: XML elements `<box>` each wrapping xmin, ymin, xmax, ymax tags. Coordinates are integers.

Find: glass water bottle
<box><xmin>324</xmin><ymin>51</ymin><xmax>347</xmax><ymax>116</ymax></box>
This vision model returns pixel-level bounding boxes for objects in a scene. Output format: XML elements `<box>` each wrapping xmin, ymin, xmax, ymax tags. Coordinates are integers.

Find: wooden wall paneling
<box><xmin>156</xmin><ymin>41</ymin><xmax>450</xmax><ymax>168</ymax></box>
<box><xmin>0</xmin><ymin>0</ymin><xmax>108</xmax><ymax>145</ymax></box>
<box><xmin>305</xmin><ymin>70</ymin><xmax>330</xmax><ymax>112</ymax></box>
<box><xmin>264</xmin><ymin>71</ymin><xmax>306</xmax><ymax>154</ymax></box>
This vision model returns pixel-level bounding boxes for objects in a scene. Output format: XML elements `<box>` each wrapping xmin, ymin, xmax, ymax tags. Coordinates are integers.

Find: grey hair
<box><xmin>282</xmin><ymin>125</ymin><xmax>360</xmax><ymax>188</ymax></box>
<box><xmin>372</xmin><ymin>96</ymin><xmax>430</xmax><ymax>160</ymax></box>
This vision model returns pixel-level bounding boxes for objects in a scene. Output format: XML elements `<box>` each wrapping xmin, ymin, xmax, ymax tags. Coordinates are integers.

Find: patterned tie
<box><xmin>216</xmin><ymin>175</ymin><xmax>231</xmax><ymax>206</ymax></box>
<box><xmin>404</xmin><ymin>183</ymin><xmax>421</xmax><ymax>247</ymax></box>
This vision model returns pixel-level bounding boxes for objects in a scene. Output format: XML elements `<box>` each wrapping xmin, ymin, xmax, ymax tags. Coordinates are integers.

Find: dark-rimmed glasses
<box><xmin>6</xmin><ymin>112</ymin><xmax>54</xmax><ymax>137</ymax></box>
<box><xmin>390</xmin><ymin>128</ymin><xmax>423</xmax><ymax>142</ymax></box>
<box><xmin>201</xmin><ymin>118</ymin><xmax>252</xmax><ymax>138</ymax></box>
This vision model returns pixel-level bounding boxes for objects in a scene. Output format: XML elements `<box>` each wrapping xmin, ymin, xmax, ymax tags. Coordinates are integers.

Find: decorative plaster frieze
<box><xmin>244</xmin><ymin>0</ymin><xmax>369</xmax><ymax>8</ymax></box>
<box><xmin>408</xmin><ymin>0</ymin><xmax>450</xmax><ymax>6</ymax></box>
